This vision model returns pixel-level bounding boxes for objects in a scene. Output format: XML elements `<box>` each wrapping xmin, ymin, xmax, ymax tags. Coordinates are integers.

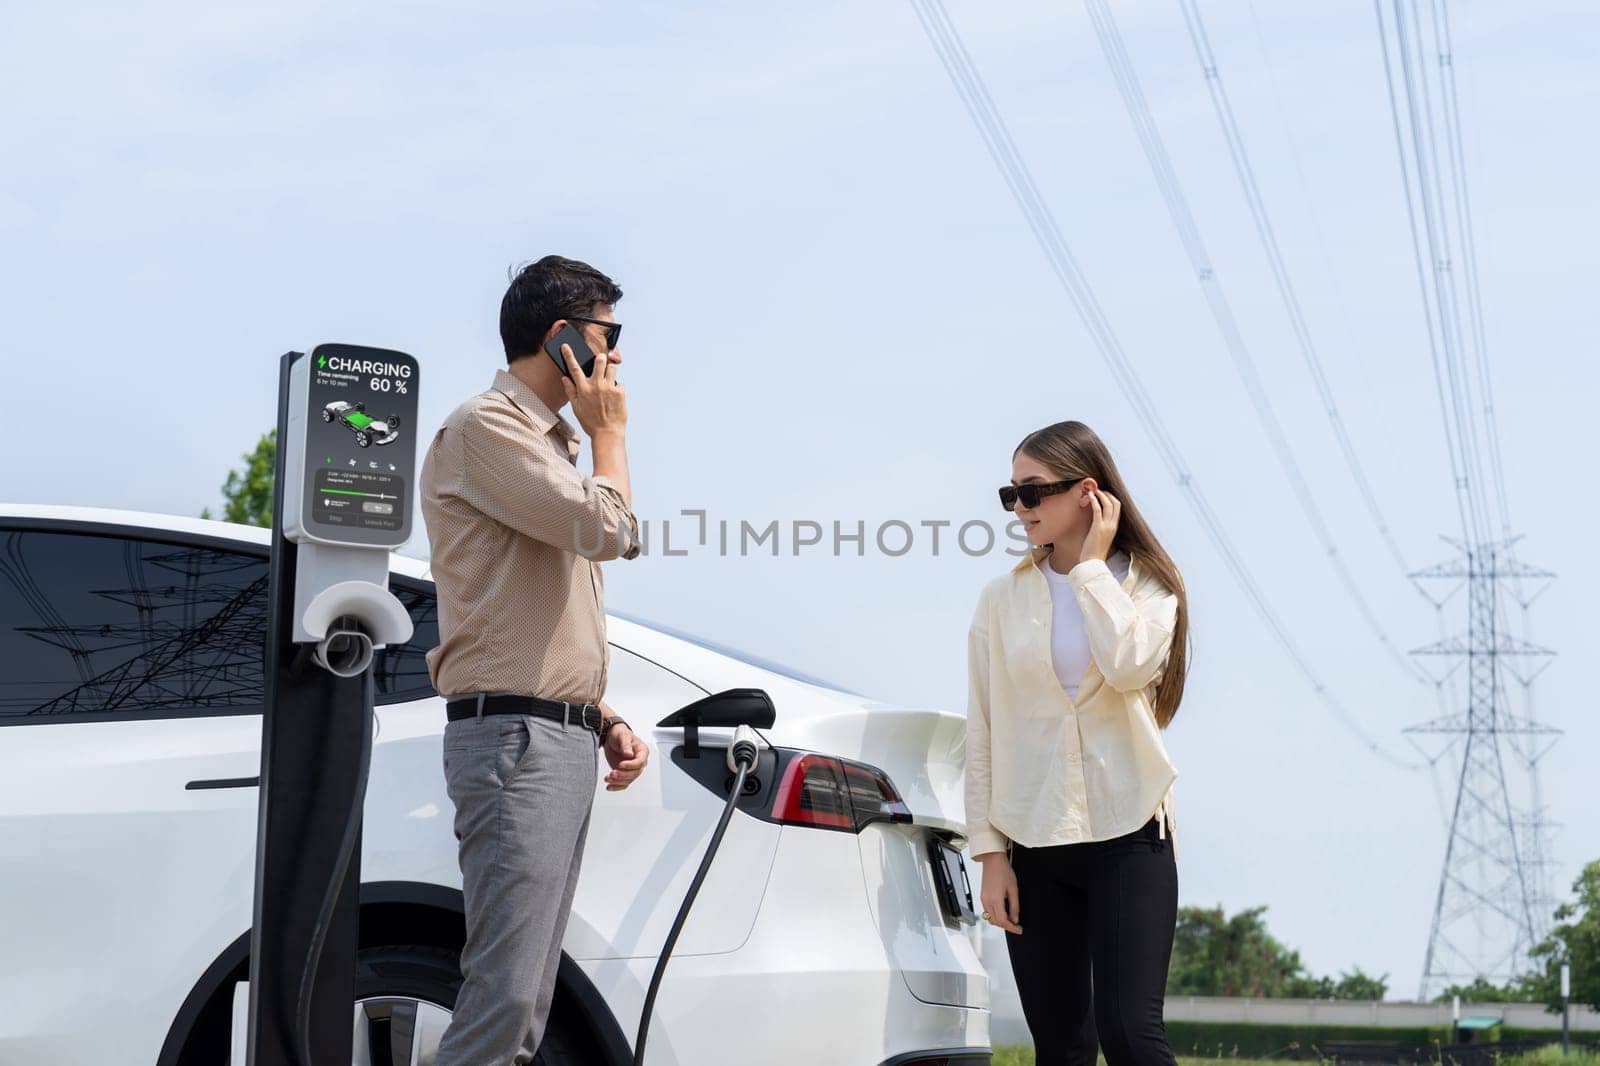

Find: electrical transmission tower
<box><xmin>1368</xmin><ymin>0</ymin><xmax>1566</xmax><ymax>997</ymax></box>
<box><xmin>1406</xmin><ymin>538</ymin><xmax>1558</xmax><ymax>998</ymax></box>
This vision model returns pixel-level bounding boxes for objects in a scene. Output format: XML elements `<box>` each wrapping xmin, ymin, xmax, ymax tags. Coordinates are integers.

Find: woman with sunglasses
<box><xmin>966</xmin><ymin>420</ymin><xmax>1190</xmax><ymax>1066</ymax></box>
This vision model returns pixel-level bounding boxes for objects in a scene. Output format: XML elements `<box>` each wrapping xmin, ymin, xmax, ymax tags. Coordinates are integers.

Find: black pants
<box><xmin>1004</xmin><ymin>816</ymin><xmax>1179</xmax><ymax>1066</ymax></box>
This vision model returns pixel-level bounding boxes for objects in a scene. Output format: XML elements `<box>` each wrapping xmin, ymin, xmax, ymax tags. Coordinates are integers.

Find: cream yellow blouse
<box><xmin>963</xmin><ymin>547</ymin><xmax>1182</xmax><ymax>862</ymax></box>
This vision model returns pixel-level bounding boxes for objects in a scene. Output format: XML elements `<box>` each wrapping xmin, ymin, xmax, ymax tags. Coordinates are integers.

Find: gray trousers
<box><xmin>435</xmin><ymin>710</ymin><xmax>600</xmax><ymax>1066</ymax></box>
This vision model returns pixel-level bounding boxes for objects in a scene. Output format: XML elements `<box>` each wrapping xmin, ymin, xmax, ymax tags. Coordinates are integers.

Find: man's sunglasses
<box><xmin>998</xmin><ymin>477</ymin><xmax>1086</xmax><ymax>512</ymax></box>
<box><xmin>569</xmin><ymin>316</ymin><xmax>622</xmax><ymax>352</ymax></box>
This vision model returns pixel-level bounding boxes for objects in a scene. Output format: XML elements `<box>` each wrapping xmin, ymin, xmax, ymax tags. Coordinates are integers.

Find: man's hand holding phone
<box><xmin>558</xmin><ymin>340</ymin><xmax>627</xmax><ymax>441</ymax></box>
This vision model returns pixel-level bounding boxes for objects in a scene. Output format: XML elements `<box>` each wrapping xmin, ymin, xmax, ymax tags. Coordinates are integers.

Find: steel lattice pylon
<box><xmin>1408</xmin><ymin>538</ymin><xmax>1558</xmax><ymax>999</ymax></box>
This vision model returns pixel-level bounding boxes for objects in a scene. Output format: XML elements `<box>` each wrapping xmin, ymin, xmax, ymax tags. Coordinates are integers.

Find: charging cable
<box><xmin>291</xmin><ymin>624</ymin><xmax>375</xmax><ymax>1066</ymax></box>
<box><xmin>632</xmin><ymin>724</ymin><xmax>762</xmax><ymax>1065</ymax></box>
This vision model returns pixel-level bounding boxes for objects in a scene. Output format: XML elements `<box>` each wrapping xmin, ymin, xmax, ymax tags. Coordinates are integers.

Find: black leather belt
<box><xmin>445</xmin><ymin>693</ymin><xmax>604</xmax><ymax>734</ymax></box>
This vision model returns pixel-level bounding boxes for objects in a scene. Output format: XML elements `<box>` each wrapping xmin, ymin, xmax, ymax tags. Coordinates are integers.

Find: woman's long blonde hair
<box><xmin>1013</xmin><ymin>420</ymin><xmax>1190</xmax><ymax>728</ymax></box>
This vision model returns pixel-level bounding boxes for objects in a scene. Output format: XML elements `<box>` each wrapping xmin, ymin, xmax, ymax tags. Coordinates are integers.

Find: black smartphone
<box><xmin>544</xmin><ymin>323</ymin><xmax>599</xmax><ymax>380</ymax></box>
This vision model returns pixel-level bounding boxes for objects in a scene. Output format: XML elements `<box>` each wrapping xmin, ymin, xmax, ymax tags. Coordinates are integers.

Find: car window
<box><xmin>0</xmin><ymin>529</ymin><xmax>269</xmax><ymax>723</ymax></box>
<box><xmin>0</xmin><ymin>527</ymin><xmax>441</xmax><ymax>723</ymax></box>
<box><xmin>374</xmin><ymin>580</ymin><xmax>438</xmax><ymax>704</ymax></box>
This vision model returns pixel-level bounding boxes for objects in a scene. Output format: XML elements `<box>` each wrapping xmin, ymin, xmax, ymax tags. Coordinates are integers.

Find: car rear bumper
<box><xmin>878</xmin><ymin>1052</ymin><xmax>992</xmax><ymax>1066</ymax></box>
<box><xmin>576</xmin><ymin>953</ymin><xmax>991</xmax><ymax>1066</ymax></box>
<box><xmin>572</xmin><ymin>823</ymin><xmax>990</xmax><ymax>1064</ymax></box>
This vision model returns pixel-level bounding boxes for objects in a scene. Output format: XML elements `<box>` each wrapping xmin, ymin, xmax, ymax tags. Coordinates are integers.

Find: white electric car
<box><xmin>0</xmin><ymin>504</ymin><xmax>991</xmax><ymax>1066</ymax></box>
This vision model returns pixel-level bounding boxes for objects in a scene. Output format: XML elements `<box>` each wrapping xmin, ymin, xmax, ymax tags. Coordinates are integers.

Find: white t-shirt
<box><xmin>1041</xmin><ymin>550</ymin><xmax>1131</xmax><ymax>698</ymax></box>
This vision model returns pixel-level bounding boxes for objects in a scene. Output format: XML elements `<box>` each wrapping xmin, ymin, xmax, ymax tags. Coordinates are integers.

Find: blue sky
<box><xmin>2</xmin><ymin>0</ymin><xmax>1594</xmax><ymax>999</ymax></box>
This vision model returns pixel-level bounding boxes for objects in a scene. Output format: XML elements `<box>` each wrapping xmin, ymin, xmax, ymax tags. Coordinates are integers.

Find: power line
<box><xmin>1373</xmin><ymin>0</ymin><xmax>1555</xmax><ymax>994</ymax></box>
<box><xmin>1226</xmin><ymin>0</ymin><xmax>1470</xmax><ymax>795</ymax></box>
<box><xmin>1176</xmin><ymin>0</ymin><xmax>1418</xmax><ymax>579</ymax></box>
<box><xmin>1239</xmin><ymin>0</ymin><xmax>1413</xmax><ymax>494</ymax></box>
<box><xmin>1428</xmin><ymin>0</ymin><xmax>1553</xmax><ymax>959</ymax></box>
<box><xmin>1084</xmin><ymin>0</ymin><xmax>1431</xmax><ymax>687</ymax></box>
<box><xmin>907</xmin><ymin>0</ymin><xmax>1420</xmax><ymax>769</ymax></box>
<box><xmin>1427</xmin><ymin>0</ymin><xmax>1513</xmax><ymax>543</ymax></box>
<box><xmin>1374</xmin><ymin>0</ymin><xmax>1483</xmax><ymax>548</ymax></box>
<box><xmin>1403</xmin><ymin>0</ymin><xmax>1498</xmax><ymax>547</ymax></box>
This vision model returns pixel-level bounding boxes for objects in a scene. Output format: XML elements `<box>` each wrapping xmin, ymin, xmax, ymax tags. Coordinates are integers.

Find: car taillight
<box><xmin>770</xmin><ymin>752</ymin><xmax>912</xmax><ymax>833</ymax></box>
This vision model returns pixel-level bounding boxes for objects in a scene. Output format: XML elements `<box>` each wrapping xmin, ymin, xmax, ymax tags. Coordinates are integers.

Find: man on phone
<box><xmin>420</xmin><ymin>254</ymin><xmax>650</xmax><ymax>1064</ymax></box>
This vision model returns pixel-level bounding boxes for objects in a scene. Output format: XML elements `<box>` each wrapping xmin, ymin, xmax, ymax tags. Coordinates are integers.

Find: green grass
<box><xmin>1497</xmin><ymin>1047</ymin><xmax>1600</xmax><ymax>1066</ymax></box>
<box><xmin>988</xmin><ymin>1048</ymin><xmax>1036</xmax><ymax>1066</ymax></box>
<box><xmin>987</xmin><ymin>1047</ymin><xmax>1600</xmax><ymax>1066</ymax></box>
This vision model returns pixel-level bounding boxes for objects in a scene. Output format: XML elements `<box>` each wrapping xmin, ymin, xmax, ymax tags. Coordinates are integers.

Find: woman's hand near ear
<box><xmin>1077</xmin><ymin>488</ymin><xmax>1121</xmax><ymax>566</ymax></box>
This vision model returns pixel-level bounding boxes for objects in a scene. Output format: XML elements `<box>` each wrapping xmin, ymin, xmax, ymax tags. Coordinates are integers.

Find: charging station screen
<box><xmin>299</xmin><ymin>344</ymin><xmax>420</xmax><ymax>547</ymax></box>
<box><xmin>313</xmin><ymin>468</ymin><xmax>403</xmax><ymax>530</ymax></box>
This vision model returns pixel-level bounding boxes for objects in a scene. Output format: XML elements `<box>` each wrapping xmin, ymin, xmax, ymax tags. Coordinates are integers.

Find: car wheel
<box><xmin>387</xmin><ymin>414</ymin><xmax>401</xmax><ymax>430</ymax></box>
<box><xmin>350</xmin><ymin>944</ymin><xmax>592</xmax><ymax>1066</ymax></box>
<box><xmin>356</xmin><ymin>432</ymin><xmax>370</xmax><ymax>447</ymax></box>
<box><xmin>321</xmin><ymin>409</ymin><xmax>334</xmax><ymax>422</ymax></box>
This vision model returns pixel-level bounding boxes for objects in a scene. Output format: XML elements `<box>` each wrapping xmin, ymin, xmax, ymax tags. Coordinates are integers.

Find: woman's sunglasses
<box><xmin>998</xmin><ymin>477</ymin><xmax>1085</xmax><ymax>512</ymax></box>
<box><xmin>569</xmin><ymin>315</ymin><xmax>623</xmax><ymax>352</ymax></box>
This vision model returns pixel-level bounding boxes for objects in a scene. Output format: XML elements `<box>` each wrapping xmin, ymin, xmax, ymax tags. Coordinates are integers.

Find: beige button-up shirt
<box><xmin>419</xmin><ymin>368</ymin><xmax>641</xmax><ymax>704</ymax></box>
<box><xmin>964</xmin><ymin>548</ymin><xmax>1182</xmax><ymax>862</ymax></box>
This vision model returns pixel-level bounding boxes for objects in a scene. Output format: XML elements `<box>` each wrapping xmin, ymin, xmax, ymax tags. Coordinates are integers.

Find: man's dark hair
<box><xmin>499</xmin><ymin>255</ymin><xmax>623</xmax><ymax>364</ymax></box>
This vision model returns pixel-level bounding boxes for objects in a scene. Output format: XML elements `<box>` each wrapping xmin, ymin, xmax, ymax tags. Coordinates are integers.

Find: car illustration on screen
<box><xmin>322</xmin><ymin>400</ymin><xmax>401</xmax><ymax>448</ymax></box>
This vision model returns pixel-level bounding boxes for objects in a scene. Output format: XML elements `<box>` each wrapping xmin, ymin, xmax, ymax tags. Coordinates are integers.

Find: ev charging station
<box><xmin>239</xmin><ymin>344</ymin><xmax>420</xmax><ymax>1066</ymax></box>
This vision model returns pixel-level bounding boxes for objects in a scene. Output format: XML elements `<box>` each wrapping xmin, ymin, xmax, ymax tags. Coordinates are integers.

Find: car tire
<box><xmin>356</xmin><ymin>433</ymin><xmax>370</xmax><ymax>447</ymax></box>
<box><xmin>321</xmin><ymin>410</ymin><xmax>334</xmax><ymax>422</ymax></box>
<box><xmin>387</xmin><ymin>414</ymin><xmax>401</xmax><ymax>430</ymax></box>
<box><xmin>351</xmin><ymin>943</ymin><xmax>593</xmax><ymax>1066</ymax></box>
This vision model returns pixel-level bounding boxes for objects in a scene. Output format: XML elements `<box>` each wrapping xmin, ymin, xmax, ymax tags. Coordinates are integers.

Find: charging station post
<box><xmin>246</xmin><ymin>344</ymin><xmax>420</xmax><ymax>1066</ymax></box>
